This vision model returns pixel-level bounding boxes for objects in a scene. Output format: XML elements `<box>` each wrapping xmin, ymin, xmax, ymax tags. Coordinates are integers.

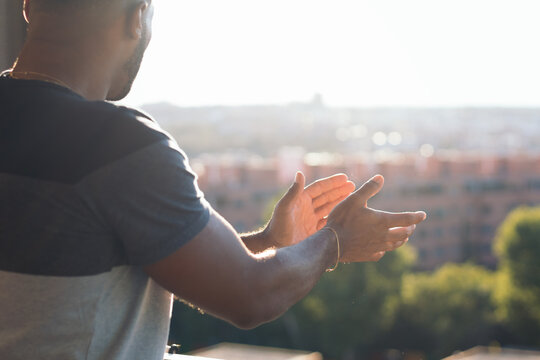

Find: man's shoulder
<box><xmin>0</xmin><ymin>75</ymin><xmax>166</xmax><ymax>141</ymax></box>
<box><xmin>74</xmin><ymin>102</ymin><xmax>173</xmax><ymax>178</ymax></box>
<box><xmin>82</xmin><ymin>101</ymin><xmax>169</xmax><ymax>154</ymax></box>
<box><xmin>0</xmin><ymin>80</ymin><xmax>173</xmax><ymax>183</ymax></box>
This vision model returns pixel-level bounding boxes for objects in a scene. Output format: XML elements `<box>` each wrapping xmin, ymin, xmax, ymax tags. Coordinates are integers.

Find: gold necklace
<box><xmin>8</xmin><ymin>70</ymin><xmax>73</xmax><ymax>91</ymax></box>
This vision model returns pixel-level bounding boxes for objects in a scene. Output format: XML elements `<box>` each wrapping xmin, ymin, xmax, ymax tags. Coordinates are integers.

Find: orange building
<box><xmin>195</xmin><ymin>151</ymin><xmax>540</xmax><ymax>270</ymax></box>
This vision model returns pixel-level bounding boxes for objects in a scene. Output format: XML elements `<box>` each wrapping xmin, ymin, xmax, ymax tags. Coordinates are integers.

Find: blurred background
<box><xmin>2</xmin><ymin>0</ymin><xmax>540</xmax><ymax>359</ymax></box>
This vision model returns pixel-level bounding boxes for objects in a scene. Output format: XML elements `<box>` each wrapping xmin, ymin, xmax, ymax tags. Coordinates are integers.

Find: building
<box><xmin>0</xmin><ymin>0</ymin><xmax>26</xmax><ymax>70</ymax></box>
<box><xmin>366</xmin><ymin>152</ymin><xmax>540</xmax><ymax>269</ymax></box>
<box><xmin>443</xmin><ymin>346</ymin><xmax>540</xmax><ymax>360</ymax></box>
<box><xmin>195</xmin><ymin>150</ymin><xmax>540</xmax><ymax>270</ymax></box>
<box><xmin>188</xmin><ymin>342</ymin><xmax>322</xmax><ymax>360</ymax></box>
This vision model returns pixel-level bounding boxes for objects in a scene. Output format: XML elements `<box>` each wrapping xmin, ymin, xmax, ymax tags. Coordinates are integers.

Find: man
<box><xmin>0</xmin><ymin>0</ymin><xmax>426</xmax><ymax>359</ymax></box>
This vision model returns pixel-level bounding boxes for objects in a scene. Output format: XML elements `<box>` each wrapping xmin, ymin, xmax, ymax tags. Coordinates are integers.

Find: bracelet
<box><xmin>323</xmin><ymin>227</ymin><xmax>340</xmax><ymax>272</ymax></box>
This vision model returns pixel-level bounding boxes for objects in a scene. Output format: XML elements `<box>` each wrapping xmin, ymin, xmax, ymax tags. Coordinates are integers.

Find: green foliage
<box><xmin>289</xmin><ymin>247</ymin><xmax>416</xmax><ymax>357</ymax></box>
<box><xmin>494</xmin><ymin>206</ymin><xmax>540</xmax><ymax>289</ymax></box>
<box><xmin>168</xmin><ymin>247</ymin><xmax>417</xmax><ymax>358</ymax></box>
<box><xmin>390</xmin><ymin>263</ymin><xmax>497</xmax><ymax>359</ymax></box>
<box><xmin>493</xmin><ymin>206</ymin><xmax>540</xmax><ymax>345</ymax></box>
<box><xmin>168</xmin><ymin>206</ymin><xmax>540</xmax><ymax>358</ymax></box>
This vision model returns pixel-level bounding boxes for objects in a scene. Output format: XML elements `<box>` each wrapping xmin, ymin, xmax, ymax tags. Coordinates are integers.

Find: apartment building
<box><xmin>195</xmin><ymin>150</ymin><xmax>540</xmax><ymax>270</ymax></box>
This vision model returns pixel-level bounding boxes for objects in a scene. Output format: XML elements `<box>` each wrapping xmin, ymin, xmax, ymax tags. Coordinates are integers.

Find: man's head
<box><xmin>109</xmin><ymin>11</ymin><xmax>150</xmax><ymax>101</ymax></box>
<box><xmin>21</xmin><ymin>0</ymin><xmax>154</xmax><ymax>100</ymax></box>
<box><xmin>104</xmin><ymin>0</ymin><xmax>154</xmax><ymax>100</ymax></box>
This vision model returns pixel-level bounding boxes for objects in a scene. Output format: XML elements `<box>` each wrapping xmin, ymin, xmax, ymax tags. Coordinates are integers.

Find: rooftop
<box><xmin>443</xmin><ymin>346</ymin><xmax>540</xmax><ymax>360</ymax></box>
<box><xmin>188</xmin><ymin>342</ymin><xmax>323</xmax><ymax>360</ymax></box>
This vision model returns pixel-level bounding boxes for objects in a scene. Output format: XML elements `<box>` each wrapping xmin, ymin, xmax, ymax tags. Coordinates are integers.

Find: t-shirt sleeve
<box><xmin>79</xmin><ymin>138</ymin><xmax>211</xmax><ymax>266</ymax></box>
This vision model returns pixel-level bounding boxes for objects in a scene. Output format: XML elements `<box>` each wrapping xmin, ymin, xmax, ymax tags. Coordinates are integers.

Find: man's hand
<box><xmin>326</xmin><ymin>174</ymin><xmax>427</xmax><ymax>262</ymax></box>
<box><xmin>265</xmin><ymin>172</ymin><xmax>355</xmax><ymax>248</ymax></box>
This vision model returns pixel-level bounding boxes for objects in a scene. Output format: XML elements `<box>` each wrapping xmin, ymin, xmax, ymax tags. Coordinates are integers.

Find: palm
<box><xmin>267</xmin><ymin>172</ymin><xmax>355</xmax><ymax>247</ymax></box>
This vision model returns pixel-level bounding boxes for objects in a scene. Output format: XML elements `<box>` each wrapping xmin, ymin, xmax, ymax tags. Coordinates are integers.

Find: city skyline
<box><xmin>142</xmin><ymin>102</ymin><xmax>540</xmax><ymax>159</ymax></box>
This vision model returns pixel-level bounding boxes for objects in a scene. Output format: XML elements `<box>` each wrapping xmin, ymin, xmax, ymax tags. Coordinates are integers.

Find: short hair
<box><xmin>32</xmin><ymin>0</ymin><xmax>140</xmax><ymax>12</ymax></box>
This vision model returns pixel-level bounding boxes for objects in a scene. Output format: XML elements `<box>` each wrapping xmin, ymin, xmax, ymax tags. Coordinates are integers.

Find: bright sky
<box><xmin>124</xmin><ymin>0</ymin><xmax>540</xmax><ymax>107</ymax></box>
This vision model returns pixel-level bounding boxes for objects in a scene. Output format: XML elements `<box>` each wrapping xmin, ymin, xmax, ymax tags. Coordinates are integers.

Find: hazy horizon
<box><xmin>135</xmin><ymin>98</ymin><xmax>540</xmax><ymax>110</ymax></box>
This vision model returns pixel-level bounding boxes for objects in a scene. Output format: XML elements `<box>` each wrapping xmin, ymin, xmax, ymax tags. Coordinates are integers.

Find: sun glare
<box><xmin>125</xmin><ymin>0</ymin><xmax>540</xmax><ymax>107</ymax></box>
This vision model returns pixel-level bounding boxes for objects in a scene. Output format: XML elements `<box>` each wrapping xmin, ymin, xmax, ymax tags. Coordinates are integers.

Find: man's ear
<box><xmin>23</xmin><ymin>0</ymin><xmax>30</xmax><ymax>24</ymax></box>
<box><xmin>126</xmin><ymin>1</ymin><xmax>149</xmax><ymax>40</ymax></box>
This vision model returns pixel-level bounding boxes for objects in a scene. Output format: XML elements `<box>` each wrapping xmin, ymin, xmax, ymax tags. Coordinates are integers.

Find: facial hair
<box><xmin>107</xmin><ymin>26</ymin><xmax>148</xmax><ymax>101</ymax></box>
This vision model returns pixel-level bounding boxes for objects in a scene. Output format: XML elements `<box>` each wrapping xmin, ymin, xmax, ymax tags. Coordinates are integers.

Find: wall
<box><xmin>0</xmin><ymin>0</ymin><xmax>26</xmax><ymax>70</ymax></box>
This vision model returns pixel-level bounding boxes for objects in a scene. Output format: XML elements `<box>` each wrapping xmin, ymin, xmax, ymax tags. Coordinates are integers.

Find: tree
<box><xmin>388</xmin><ymin>263</ymin><xmax>497</xmax><ymax>359</ymax></box>
<box><xmin>289</xmin><ymin>247</ymin><xmax>417</xmax><ymax>358</ymax></box>
<box><xmin>168</xmin><ymin>246</ymin><xmax>417</xmax><ymax>359</ymax></box>
<box><xmin>493</xmin><ymin>206</ymin><xmax>540</xmax><ymax>345</ymax></box>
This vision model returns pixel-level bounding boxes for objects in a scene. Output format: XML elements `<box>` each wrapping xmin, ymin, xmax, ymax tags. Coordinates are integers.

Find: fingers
<box><xmin>386</xmin><ymin>225</ymin><xmax>416</xmax><ymax>242</ymax></box>
<box><xmin>382</xmin><ymin>211</ymin><xmax>427</xmax><ymax>228</ymax></box>
<box><xmin>316</xmin><ymin>218</ymin><xmax>327</xmax><ymax>231</ymax></box>
<box><xmin>295</xmin><ymin>171</ymin><xmax>306</xmax><ymax>189</ymax></box>
<box><xmin>305</xmin><ymin>173</ymin><xmax>350</xmax><ymax>198</ymax></box>
<box><xmin>350</xmin><ymin>174</ymin><xmax>384</xmax><ymax>205</ymax></box>
<box><xmin>373</xmin><ymin>225</ymin><xmax>417</xmax><ymax>253</ymax></box>
<box><xmin>376</xmin><ymin>238</ymin><xmax>407</xmax><ymax>251</ymax></box>
<box><xmin>361</xmin><ymin>222</ymin><xmax>419</xmax><ymax>255</ymax></box>
<box><xmin>312</xmin><ymin>181</ymin><xmax>355</xmax><ymax>210</ymax></box>
<box><xmin>367</xmin><ymin>251</ymin><xmax>386</xmax><ymax>262</ymax></box>
<box><xmin>369</xmin><ymin>239</ymin><xmax>407</xmax><ymax>255</ymax></box>
<box><xmin>315</xmin><ymin>194</ymin><xmax>349</xmax><ymax>218</ymax></box>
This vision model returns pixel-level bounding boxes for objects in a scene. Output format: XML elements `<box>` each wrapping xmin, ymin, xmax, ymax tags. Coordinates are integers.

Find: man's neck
<box><xmin>12</xmin><ymin>18</ymin><xmax>121</xmax><ymax>101</ymax></box>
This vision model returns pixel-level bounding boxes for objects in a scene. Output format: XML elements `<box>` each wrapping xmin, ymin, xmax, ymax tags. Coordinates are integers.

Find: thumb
<box><xmin>351</xmin><ymin>174</ymin><xmax>384</xmax><ymax>205</ymax></box>
<box><xmin>281</xmin><ymin>171</ymin><xmax>305</xmax><ymax>203</ymax></box>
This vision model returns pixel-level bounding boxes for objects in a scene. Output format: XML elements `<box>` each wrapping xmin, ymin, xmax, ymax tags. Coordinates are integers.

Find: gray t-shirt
<box><xmin>0</xmin><ymin>75</ymin><xmax>210</xmax><ymax>359</ymax></box>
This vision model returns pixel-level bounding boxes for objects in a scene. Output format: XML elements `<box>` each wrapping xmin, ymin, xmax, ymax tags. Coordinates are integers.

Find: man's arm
<box><xmin>239</xmin><ymin>228</ymin><xmax>272</xmax><ymax>254</ymax></box>
<box><xmin>144</xmin><ymin>175</ymin><xmax>426</xmax><ymax>329</ymax></box>
<box><xmin>145</xmin><ymin>209</ymin><xmax>337</xmax><ymax>329</ymax></box>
